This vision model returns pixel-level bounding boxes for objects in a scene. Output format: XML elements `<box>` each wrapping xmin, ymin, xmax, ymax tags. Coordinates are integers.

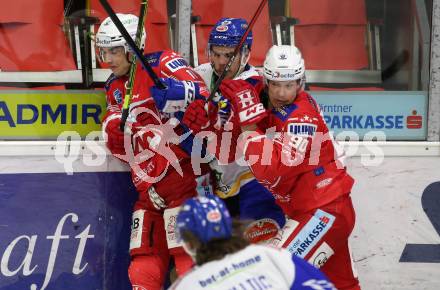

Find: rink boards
<box><xmin>0</xmin><ymin>141</ymin><xmax>439</xmax><ymax>290</ymax></box>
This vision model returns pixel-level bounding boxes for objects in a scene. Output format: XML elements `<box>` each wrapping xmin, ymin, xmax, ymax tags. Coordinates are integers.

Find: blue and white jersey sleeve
<box><xmin>289</xmin><ymin>254</ymin><xmax>337</xmax><ymax>290</ymax></box>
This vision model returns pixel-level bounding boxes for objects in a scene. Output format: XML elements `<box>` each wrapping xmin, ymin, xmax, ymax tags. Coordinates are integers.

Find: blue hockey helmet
<box><xmin>208</xmin><ymin>18</ymin><xmax>253</xmax><ymax>51</ymax></box>
<box><xmin>176</xmin><ymin>195</ymin><xmax>232</xmax><ymax>244</ymax></box>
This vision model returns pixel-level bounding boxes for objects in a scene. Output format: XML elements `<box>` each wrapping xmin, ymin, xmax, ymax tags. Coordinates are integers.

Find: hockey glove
<box><xmin>220</xmin><ymin>79</ymin><xmax>266</xmax><ymax>127</ymax></box>
<box><xmin>102</xmin><ymin>114</ymin><xmax>125</xmax><ymax>154</ymax></box>
<box><xmin>182</xmin><ymin>99</ymin><xmax>209</xmax><ymax>134</ymax></box>
<box><xmin>151</xmin><ymin>78</ymin><xmax>202</xmax><ymax>113</ymax></box>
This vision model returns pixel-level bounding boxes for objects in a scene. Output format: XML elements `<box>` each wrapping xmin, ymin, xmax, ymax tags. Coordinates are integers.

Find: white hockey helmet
<box><xmin>95</xmin><ymin>13</ymin><xmax>146</xmax><ymax>52</ymax></box>
<box><xmin>263</xmin><ymin>45</ymin><xmax>305</xmax><ymax>82</ymax></box>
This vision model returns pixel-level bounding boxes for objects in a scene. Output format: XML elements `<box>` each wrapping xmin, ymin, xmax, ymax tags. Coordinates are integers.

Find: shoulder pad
<box><xmin>304</xmin><ymin>92</ymin><xmax>320</xmax><ymax>113</ymax></box>
<box><xmin>161</xmin><ymin>50</ymin><xmax>190</xmax><ymax>73</ymax></box>
<box><xmin>194</xmin><ymin>63</ymin><xmax>213</xmax><ymax>86</ymax></box>
<box><xmin>194</xmin><ymin>63</ymin><xmax>212</xmax><ymax>74</ymax></box>
<box><xmin>104</xmin><ymin>73</ymin><xmax>119</xmax><ymax>91</ymax></box>
<box><xmin>236</xmin><ymin>65</ymin><xmax>261</xmax><ymax>80</ymax></box>
<box><xmin>272</xmin><ymin>104</ymin><xmax>298</xmax><ymax>122</ymax></box>
<box><xmin>144</xmin><ymin>51</ymin><xmax>163</xmax><ymax>67</ymax></box>
<box><xmin>244</xmin><ymin>76</ymin><xmax>262</xmax><ymax>88</ymax></box>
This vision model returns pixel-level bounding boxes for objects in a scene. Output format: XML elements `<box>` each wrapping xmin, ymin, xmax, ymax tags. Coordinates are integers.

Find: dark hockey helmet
<box><xmin>208</xmin><ymin>17</ymin><xmax>253</xmax><ymax>51</ymax></box>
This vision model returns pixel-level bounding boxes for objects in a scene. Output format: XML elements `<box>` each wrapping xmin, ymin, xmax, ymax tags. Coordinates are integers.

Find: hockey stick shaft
<box><xmin>120</xmin><ymin>0</ymin><xmax>149</xmax><ymax>131</ymax></box>
<box><xmin>98</xmin><ymin>0</ymin><xmax>166</xmax><ymax>90</ymax></box>
<box><xmin>208</xmin><ymin>0</ymin><xmax>268</xmax><ymax>101</ymax></box>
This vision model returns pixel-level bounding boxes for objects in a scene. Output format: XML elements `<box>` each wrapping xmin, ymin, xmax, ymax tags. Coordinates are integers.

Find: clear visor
<box><xmin>96</xmin><ymin>46</ymin><xmax>126</xmax><ymax>63</ymax></box>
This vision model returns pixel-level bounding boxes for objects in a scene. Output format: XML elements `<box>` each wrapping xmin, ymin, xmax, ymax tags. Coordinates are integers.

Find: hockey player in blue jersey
<box><xmin>152</xmin><ymin>17</ymin><xmax>286</xmax><ymax>244</ymax></box>
<box><xmin>169</xmin><ymin>195</ymin><xmax>337</xmax><ymax>290</ymax></box>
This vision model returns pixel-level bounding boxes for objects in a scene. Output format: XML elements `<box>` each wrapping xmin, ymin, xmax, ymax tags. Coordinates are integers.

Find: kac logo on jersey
<box><xmin>288</xmin><ymin>123</ymin><xmax>317</xmax><ymax>137</ymax></box>
<box><xmin>113</xmin><ymin>89</ymin><xmax>123</xmax><ymax>104</ymax></box>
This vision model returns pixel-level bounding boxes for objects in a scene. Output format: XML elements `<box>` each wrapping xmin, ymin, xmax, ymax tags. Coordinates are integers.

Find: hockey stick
<box><xmin>119</xmin><ymin>0</ymin><xmax>149</xmax><ymax>131</ymax></box>
<box><xmin>208</xmin><ymin>0</ymin><xmax>268</xmax><ymax>101</ymax></box>
<box><xmin>98</xmin><ymin>0</ymin><xmax>166</xmax><ymax>91</ymax></box>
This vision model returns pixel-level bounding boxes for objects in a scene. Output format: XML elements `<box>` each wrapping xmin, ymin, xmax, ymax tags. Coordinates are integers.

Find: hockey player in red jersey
<box><xmin>96</xmin><ymin>13</ymin><xmax>210</xmax><ymax>290</ymax></box>
<box><xmin>219</xmin><ymin>45</ymin><xmax>361</xmax><ymax>290</ymax></box>
<box><xmin>181</xmin><ymin>17</ymin><xmax>286</xmax><ymax>242</ymax></box>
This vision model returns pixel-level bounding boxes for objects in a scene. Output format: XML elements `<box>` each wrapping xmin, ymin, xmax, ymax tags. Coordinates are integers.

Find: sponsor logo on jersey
<box><xmin>164</xmin><ymin>207</ymin><xmax>182</xmax><ymax>249</ymax></box>
<box><xmin>244</xmin><ymin>218</ymin><xmax>280</xmax><ymax>243</ymax></box>
<box><xmin>288</xmin><ymin>122</ymin><xmax>317</xmax><ymax>136</ymax></box>
<box><xmin>308</xmin><ymin>242</ymin><xmax>335</xmax><ymax>268</ymax></box>
<box><xmin>113</xmin><ymin>89</ymin><xmax>122</xmax><ymax>104</ymax></box>
<box><xmin>313</xmin><ymin>252</ymin><xmax>330</xmax><ymax>268</ymax></box>
<box><xmin>197</xmin><ymin>254</ymin><xmax>262</xmax><ymax>287</ymax></box>
<box><xmin>165</xmin><ymin>57</ymin><xmax>187</xmax><ymax>72</ymax></box>
<box><xmin>316</xmin><ymin>178</ymin><xmax>333</xmax><ymax>189</ymax></box>
<box><xmin>285</xmin><ymin>209</ymin><xmax>335</xmax><ymax>258</ymax></box>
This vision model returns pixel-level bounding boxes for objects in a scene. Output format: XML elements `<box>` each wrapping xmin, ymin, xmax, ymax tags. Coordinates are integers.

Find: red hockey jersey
<box><xmin>243</xmin><ymin>90</ymin><xmax>354</xmax><ymax>216</ymax></box>
<box><xmin>102</xmin><ymin>50</ymin><xmax>209</xmax><ymax>211</ymax></box>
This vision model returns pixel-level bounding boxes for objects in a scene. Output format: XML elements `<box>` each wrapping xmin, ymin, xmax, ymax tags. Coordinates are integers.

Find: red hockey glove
<box><xmin>103</xmin><ymin>115</ymin><xmax>125</xmax><ymax>155</ymax></box>
<box><xmin>130</xmin><ymin>106</ymin><xmax>161</xmax><ymax>140</ymax></box>
<box><xmin>220</xmin><ymin>79</ymin><xmax>266</xmax><ymax>127</ymax></box>
<box><xmin>182</xmin><ymin>99</ymin><xmax>209</xmax><ymax>134</ymax></box>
